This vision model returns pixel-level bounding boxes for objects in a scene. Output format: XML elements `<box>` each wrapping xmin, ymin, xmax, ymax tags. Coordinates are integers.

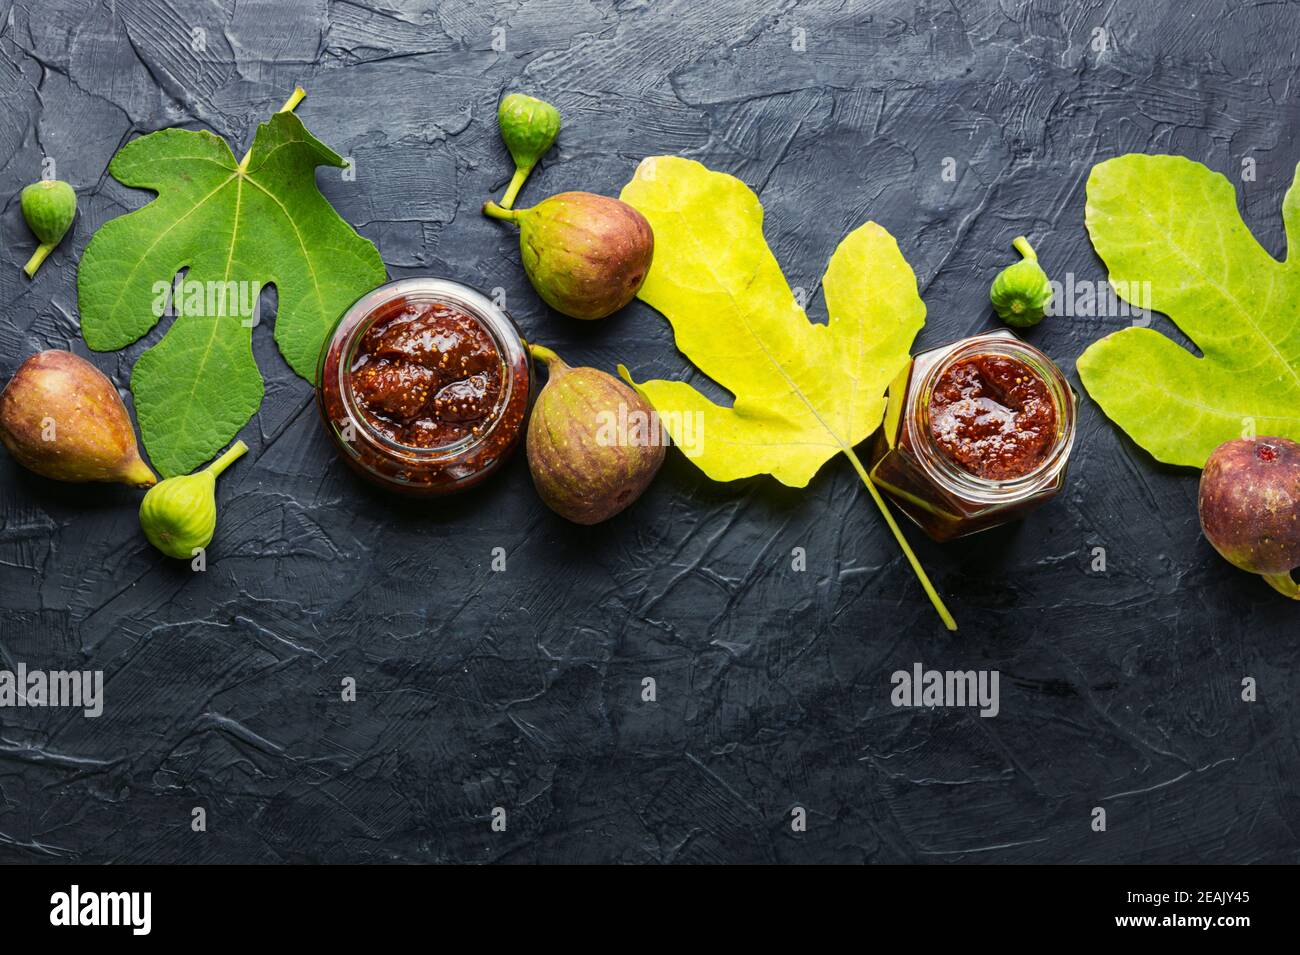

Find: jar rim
<box><xmin>328</xmin><ymin>277</ymin><xmax>527</xmax><ymax>466</ymax></box>
<box><xmin>905</xmin><ymin>332</ymin><xmax>1076</xmax><ymax>504</ymax></box>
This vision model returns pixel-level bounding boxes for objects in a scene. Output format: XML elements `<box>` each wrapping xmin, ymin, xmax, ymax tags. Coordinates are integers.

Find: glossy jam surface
<box><xmin>927</xmin><ymin>354</ymin><xmax>1057</xmax><ymax>481</ymax></box>
<box><xmin>317</xmin><ymin>282</ymin><xmax>530</xmax><ymax>496</ymax></box>
<box><xmin>349</xmin><ymin>299</ymin><xmax>503</xmax><ymax>448</ymax></box>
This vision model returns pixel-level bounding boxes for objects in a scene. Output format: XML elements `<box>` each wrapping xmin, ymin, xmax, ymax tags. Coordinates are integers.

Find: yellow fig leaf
<box><xmin>617</xmin><ymin>156</ymin><xmax>954</xmax><ymax>629</ymax></box>
<box><xmin>1080</xmin><ymin>154</ymin><xmax>1300</xmax><ymax>468</ymax></box>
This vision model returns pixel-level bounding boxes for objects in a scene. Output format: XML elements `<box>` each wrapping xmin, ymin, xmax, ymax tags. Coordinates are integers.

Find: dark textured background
<box><xmin>1</xmin><ymin>0</ymin><xmax>1298</xmax><ymax>864</ymax></box>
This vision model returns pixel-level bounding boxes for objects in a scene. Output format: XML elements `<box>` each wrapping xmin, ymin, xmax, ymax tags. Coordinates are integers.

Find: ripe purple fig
<box><xmin>484</xmin><ymin>191</ymin><xmax>654</xmax><ymax>320</ymax></box>
<box><xmin>0</xmin><ymin>350</ymin><xmax>156</xmax><ymax>487</ymax></box>
<box><xmin>525</xmin><ymin>343</ymin><xmax>664</xmax><ymax>524</ymax></box>
<box><xmin>1198</xmin><ymin>436</ymin><xmax>1300</xmax><ymax>598</ymax></box>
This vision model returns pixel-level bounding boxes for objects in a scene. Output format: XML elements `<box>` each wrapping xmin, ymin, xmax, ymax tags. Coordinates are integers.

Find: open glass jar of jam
<box><xmin>868</xmin><ymin>329</ymin><xmax>1076</xmax><ymax>541</ymax></box>
<box><xmin>316</xmin><ymin>278</ymin><xmax>531</xmax><ymax>495</ymax></box>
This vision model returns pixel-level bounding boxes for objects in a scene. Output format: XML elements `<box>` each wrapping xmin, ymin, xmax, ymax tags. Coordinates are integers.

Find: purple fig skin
<box><xmin>1199</xmin><ymin>436</ymin><xmax>1300</xmax><ymax>596</ymax></box>
<box><xmin>0</xmin><ymin>350</ymin><xmax>157</xmax><ymax>487</ymax></box>
<box><xmin>526</xmin><ymin>344</ymin><xmax>665</xmax><ymax>525</ymax></box>
<box><xmin>486</xmin><ymin>192</ymin><xmax>654</xmax><ymax>320</ymax></box>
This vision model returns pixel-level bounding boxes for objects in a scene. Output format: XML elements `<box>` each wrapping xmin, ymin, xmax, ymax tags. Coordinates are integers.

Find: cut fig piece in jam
<box><xmin>348</xmin><ymin>297</ymin><xmax>506</xmax><ymax>449</ymax></box>
<box><xmin>402</xmin><ymin>417</ymin><xmax>472</xmax><ymax>448</ymax></box>
<box><xmin>349</xmin><ymin>358</ymin><xmax>438</xmax><ymax>421</ymax></box>
<box><xmin>363</xmin><ymin>302</ymin><xmax>498</xmax><ymax>375</ymax></box>
<box><xmin>433</xmin><ymin>373</ymin><xmax>495</xmax><ymax>423</ymax></box>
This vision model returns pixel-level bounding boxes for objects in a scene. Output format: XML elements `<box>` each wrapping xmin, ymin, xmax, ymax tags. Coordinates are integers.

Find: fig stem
<box><xmin>500</xmin><ymin>165</ymin><xmax>533</xmax><ymax>210</ymax></box>
<box><xmin>238</xmin><ymin>86</ymin><xmax>306</xmax><ymax>174</ymax></box>
<box><xmin>842</xmin><ymin>446</ymin><xmax>958</xmax><ymax>631</ymax></box>
<box><xmin>526</xmin><ymin>342</ymin><xmax>568</xmax><ymax>372</ymax></box>
<box><xmin>207</xmin><ymin>440</ymin><xmax>248</xmax><ymax>478</ymax></box>
<box><xmin>483</xmin><ymin>200</ymin><xmax>521</xmax><ymax>223</ymax></box>
<box><xmin>22</xmin><ymin>242</ymin><xmax>54</xmax><ymax>278</ymax></box>
<box><xmin>1012</xmin><ymin>235</ymin><xmax>1037</xmax><ymax>262</ymax></box>
<box><xmin>1263</xmin><ymin>572</ymin><xmax>1300</xmax><ymax>599</ymax></box>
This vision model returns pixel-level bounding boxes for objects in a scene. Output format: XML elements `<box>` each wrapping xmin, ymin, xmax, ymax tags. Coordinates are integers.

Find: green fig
<box><xmin>496</xmin><ymin>93</ymin><xmax>561</xmax><ymax>209</ymax></box>
<box><xmin>990</xmin><ymin>236</ymin><xmax>1053</xmax><ymax>327</ymax></box>
<box><xmin>526</xmin><ymin>344</ymin><xmax>664</xmax><ymax>525</ymax></box>
<box><xmin>139</xmin><ymin>440</ymin><xmax>247</xmax><ymax>558</ymax></box>
<box><xmin>20</xmin><ymin>179</ymin><xmax>76</xmax><ymax>278</ymax></box>
<box><xmin>0</xmin><ymin>350</ymin><xmax>156</xmax><ymax>486</ymax></box>
<box><xmin>484</xmin><ymin>192</ymin><xmax>654</xmax><ymax>320</ymax></box>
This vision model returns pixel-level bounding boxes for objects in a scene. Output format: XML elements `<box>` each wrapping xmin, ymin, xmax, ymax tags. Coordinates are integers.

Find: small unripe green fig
<box><xmin>20</xmin><ymin>179</ymin><xmax>77</xmax><ymax>278</ymax></box>
<box><xmin>484</xmin><ymin>192</ymin><xmax>654</xmax><ymax>320</ymax></box>
<box><xmin>139</xmin><ymin>440</ymin><xmax>247</xmax><ymax>558</ymax></box>
<box><xmin>496</xmin><ymin>93</ymin><xmax>561</xmax><ymax>209</ymax></box>
<box><xmin>526</xmin><ymin>344</ymin><xmax>664</xmax><ymax>524</ymax></box>
<box><xmin>990</xmin><ymin>236</ymin><xmax>1052</xmax><ymax>327</ymax></box>
<box><xmin>0</xmin><ymin>350</ymin><xmax>156</xmax><ymax>486</ymax></box>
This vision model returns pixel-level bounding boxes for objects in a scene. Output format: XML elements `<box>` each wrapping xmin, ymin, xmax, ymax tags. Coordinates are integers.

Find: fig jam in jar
<box><xmin>317</xmin><ymin>278</ymin><xmax>531</xmax><ymax>495</ymax></box>
<box><xmin>868</xmin><ymin>329</ymin><xmax>1076</xmax><ymax>541</ymax></box>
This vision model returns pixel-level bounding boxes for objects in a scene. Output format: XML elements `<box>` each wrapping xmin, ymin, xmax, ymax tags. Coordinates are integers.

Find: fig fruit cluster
<box><xmin>484</xmin><ymin>93</ymin><xmax>654</xmax><ymax>322</ymax></box>
<box><xmin>480</xmin><ymin>92</ymin><xmax>665</xmax><ymax>524</ymax></box>
<box><xmin>0</xmin><ymin>350</ymin><xmax>246</xmax><ymax>559</ymax></box>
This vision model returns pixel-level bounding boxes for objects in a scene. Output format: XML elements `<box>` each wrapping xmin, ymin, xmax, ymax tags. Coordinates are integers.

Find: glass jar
<box><xmin>316</xmin><ymin>277</ymin><xmax>532</xmax><ymax>495</ymax></box>
<box><xmin>868</xmin><ymin>329</ymin><xmax>1076</xmax><ymax>541</ymax></box>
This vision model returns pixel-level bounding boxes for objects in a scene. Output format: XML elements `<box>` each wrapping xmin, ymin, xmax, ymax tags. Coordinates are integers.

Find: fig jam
<box><xmin>317</xmin><ymin>278</ymin><xmax>530</xmax><ymax>495</ymax></box>
<box><xmin>867</xmin><ymin>330</ymin><xmax>1076</xmax><ymax>542</ymax></box>
<box><xmin>350</xmin><ymin>301</ymin><xmax>504</xmax><ymax>448</ymax></box>
<box><xmin>928</xmin><ymin>354</ymin><xmax>1057</xmax><ymax>481</ymax></box>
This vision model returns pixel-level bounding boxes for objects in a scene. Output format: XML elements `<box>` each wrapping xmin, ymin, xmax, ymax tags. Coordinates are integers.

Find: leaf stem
<box><xmin>1012</xmin><ymin>235</ymin><xmax>1037</xmax><ymax>262</ymax></box>
<box><xmin>483</xmin><ymin>199</ymin><xmax>521</xmax><ymax>223</ymax></box>
<box><xmin>500</xmin><ymin>164</ymin><xmax>533</xmax><ymax>210</ymax></box>
<box><xmin>22</xmin><ymin>242</ymin><xmax>54</xmax><ymax>278</ymax></box>
<box><xmin>841</xmin><ymin>446</ymin><xmax>958</xmax><ymax>631</ymax></box>
<box><xmin>278</xmin><ymin>86</ymin><xmax>307</xmax><ymax>115</ymax></box>
<box><xmin>238</xmin><ymin>86</ymin><xmax>307</xmax><ymax>173</ymax></box>
<box><xmin>207</xmin><ymin>440</ymin><xmax>248</xmax><ymax>477</ymax></box>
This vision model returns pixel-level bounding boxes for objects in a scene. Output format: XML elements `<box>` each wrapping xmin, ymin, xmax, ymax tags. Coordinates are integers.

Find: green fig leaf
<box><xmin>616</xmin><ymin>155</ymin><xmax>925</xmax><ymax>487</ymax></box>
<box><xmin>1079</xmin><ymin>154</ymin><xmax>1300</xmax><ymax>468</ymax></box>
<box><xmin>78</xmin><ymin>110</ymin><xmax>387</xmax><ymax>476</ymax></box>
